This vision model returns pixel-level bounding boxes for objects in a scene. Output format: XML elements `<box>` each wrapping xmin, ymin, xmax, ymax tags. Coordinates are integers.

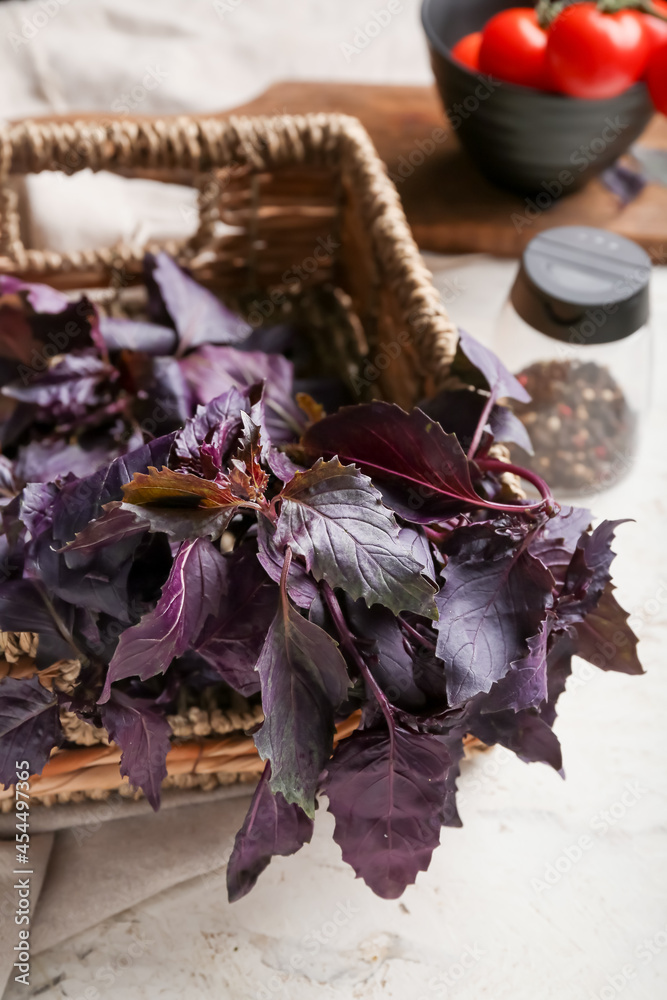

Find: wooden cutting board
<box><xmin>230</xmin><ymin>81</ymin><xmax>667</xmax><ymax>259</ymax></box>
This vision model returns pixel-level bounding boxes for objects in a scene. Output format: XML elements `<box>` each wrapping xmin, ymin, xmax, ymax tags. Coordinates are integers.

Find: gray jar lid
<box><xmin>511</xmin><ymin>226</ymin><xmax>651</xmax><ymax>345</ymax></box>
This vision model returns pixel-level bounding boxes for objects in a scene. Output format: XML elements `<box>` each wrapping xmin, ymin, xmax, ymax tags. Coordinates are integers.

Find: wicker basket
<box><xmin>0</xmin><ymin>112</ymin><xmax>466</xmax><ymax>810</ymax></box>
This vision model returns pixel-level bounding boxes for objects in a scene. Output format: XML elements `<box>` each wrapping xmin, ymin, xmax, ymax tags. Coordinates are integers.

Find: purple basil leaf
<box><xmin>0</xmin><ymin>578</ymin><xmax>73</xmax><ymax>642</ymax></box>
<box><xmin>398</xmin><ymin>525</ymin><xmax>436</xmax><ymax>582</ymax></box>
<box><xmin>0</xmin><ymin>675</ymin><xmax>63</xmax><ymax>786</ymax></box>
<box><xmin>572</xmin><ymin>583</ymin><xmax>643</xmax><ymax>675</ymax></box>
<box><xmin>0</xmin><ymin>455</ymin><xmax>17</xmax><ymax>497</ymax></box>
<box><xmin>125</xmin><ymin>531</ymin><xmax>172</xmax><ymax>612</ymax></box>
<box><xmin>14</xmin><ymin>435</ymin><xmax>129</xmax><ymax>487</ymax></box>
<box><xmin>1</xmin><ymin>491</ymin><xmax>24</xmax><ymax>548</ymax></box>
<box><xmin>482</xmin><ymin>619</ymin><xmax>549</xmax><ymax>714</ymax></box>
<box><xmin>435</xmin><ymin>523</ymin><xmax>554</xmax><ymax>707</ymax></box>
<box><xmin>345</xmin><ymin>599</ymin><xmax>427</xmax><ymax>712</ymax></box>
<box><xmin>541</xmin><ymin>631</ymin><xmax>575</xmax><ymax>727</ymax></box>
<box><xmin>0</xmin><ymin>275</ymin><xmax>70</xmax><ymax>313</ymax></box>
<box><xmin>60</xmin><ymin>503</ymin><xmax>148</xmax><ymax>569</ymax></box>
<box><xmin>558</xmin><ymin>519</ymin><xmax>629</xmax><ymax>624</ymax></box>
<box><xmin>118</xmin><ymin>465</ymin><xmax>253</xmax><ymax>541</ymax></box>
<box><xmin>124</xmin><ymin>354</ymin><xmax>192</xmax><ymax>436</ymax></box>
<box><xmin>52</xmin><ymin>432</ymin><xmax>176</xmax><ymax>543</ymax></box>
<box><xmin>145</xmin><ymin>252</ymin><xmax>251</xmax><ymax>350</ymax></box>
<box><xmin>267</xmin><ymin>448</ymin><xmax>299</xmax><ymax>483</ymax></box>
<box><xmin>0</xmin><ymin>541</ymin><xmax>22</xmax><ymax>599</ymax></box>
<box><xmin>468</xmin><ymin>708</ymin><xmax>563</xmax><ymax>773</ymax></box>
<box><xmin>254</xmin><ymin>596</ymin><xmax>350</xmax><ymax>816</ymax></box>
<box><xmin>440</xmin><ymin>751</ymin><xmax>465</xmax><ymax>828</ymax></box>
<box><xmin>456</xmin><ymin>329</ymin><xmax>531</xmax><ymax>403</ymax></box>
<box><xmin>302</xmin><ymin>402</ymin><xmax>482</xmax><ymax>524</ymax></box>
<box><xmin>195</xmin><ymin>544</ymin><xmax>279</xmax><ymax>696</ymax></box>
<box><xmin>529</xmin><ymin>506</ymin><xmax>592</xmax><ymax>591</ymax></box>
<box><xmin>26</xmin><ymin>525</ymin><xmax>137</xmax><ymax>623</ymax></box>
<box><xmin>98</xmin><ymin>316</ymin><xmax>178</xmax><ymax>355</ymax></box>
<box><xmin>256</xmin><ymin>518</ymin><xmax>319</xmax><ymax>610</ymax></box>
<box><xmin>157</xmin><ymin>649</ymin><xmax>227</xmax><ymax>701</ymax></box>
<box><xmin>119</xmin><ymin>502</ymin><xmax>234</xmax><ymax>542</ymax></box>
<box><xmin>0</xmin><ymin>577</ymin><xmax>82</xmax><ymax>669</ymax></box>
<box><xmin>227</xmin><ymin>762</ymin><xmax>314</xmax><ymax>902</ymax></box>
<box><xmin>420</xmin><ymin>389</ymin><xmax>488</xmax><ymax>453</ymax></box>
<box><xmin>488</xmin><ymin>405</ymin><xmax>535</xmax><ymax>455</ymax></box>
<box><xmin>99</xmin><ymin>537</ymin><xmax>227</xmax><ymax>702</ymax></box>
<box><xmin>1</xmin><ymin>402</ymin><xmax>36</xmax><ymax>453</ymax></box>
<box><xmin>411</xmin><ymin>643</ymin><xmax>450</xmax><ymax>709</ymax></box>
<box><xmin>2</xmin><ymin>351</ymin><xmax>116</xmax><ymax>418</ymax></box>
<box><xmin>0</xmin><ymin>283</ymin><xmax>103</xmax><ymax>387</ymax></box>
<box><xmin>242</xmin><ymin>323</ymin><xmax>295</xmax><ymax>355</ymax></box>
<box><xmin>25</xmin><ymin>484</ymin><xmax>142</xmax><ymax>621</ymax></box>
<box><xmin>322</xmin><ymin>726</ymin><xmax>461</xmax><ymax>899</ymax></box>
<box><xmin>0</xmin><ymin>305</ymin><xmax>43</xmax><ymax>385</ymax></box>
<box><xmin>171</xmin><ymin>386</ymin><xmax>248</xmax><ymax>474</ymax></box>
<box><xmin>274</xmin><ymin>459</ymin><xmax>437</xmax><ymax>618</ymax></box>
<box><xmin>19</xmin><ymin>482</ymin><xmax>58</xmax><ymax>539</ymax></box>
<box><xmin>180</xmin><ymin>345</ymin><xmax>304</xmax><ymax>445</ymax></box>
<box><xmin>422</xmin><ymin>389</ymin><xmax>533</xmax><ymax>455</ymax></box>
<box><xmin>99</xmin><ymin>690</ymin><xmax>171</xmax><ymax>810</ymax></box>
<box><xmin>26</xmin><ymin>299</ymin><xmax>105</xmax><ymax>366</ymax></box>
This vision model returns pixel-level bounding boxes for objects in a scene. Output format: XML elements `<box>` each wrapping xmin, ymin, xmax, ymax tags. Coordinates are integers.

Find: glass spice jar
<box><xmin>495</xmin><ymin>226</ymin><xmax>652</xmax><ymax>498</ymax></box>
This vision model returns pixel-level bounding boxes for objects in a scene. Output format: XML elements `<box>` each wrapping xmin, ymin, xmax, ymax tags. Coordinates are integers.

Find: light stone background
<box><xmin>0</xmin><ymin>2</ymin><xmax>666</xmax><ymax>998</ymax></box>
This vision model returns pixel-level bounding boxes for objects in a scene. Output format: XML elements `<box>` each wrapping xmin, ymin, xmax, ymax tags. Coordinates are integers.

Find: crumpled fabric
<box><xmin>0</xmin><ymin>785</ymin><xmax>254</xmax><ymax>996</ymax></box>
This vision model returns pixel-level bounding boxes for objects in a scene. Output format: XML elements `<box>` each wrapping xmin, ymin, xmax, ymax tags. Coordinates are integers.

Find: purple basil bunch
<box><xmin>0</xmin><ymin>257</ymin><xmax>642</xmax><ymax>901</ymax></box>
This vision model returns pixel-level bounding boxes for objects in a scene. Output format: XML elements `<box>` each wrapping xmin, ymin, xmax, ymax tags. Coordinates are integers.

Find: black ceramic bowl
<box><xmin>421</xmin><ymin>0</ymin><xmax>654</xmax><ymax>195</ymax></box>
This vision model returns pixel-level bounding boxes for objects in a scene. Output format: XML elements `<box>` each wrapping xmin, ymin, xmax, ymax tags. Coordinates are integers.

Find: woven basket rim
<box><xmin>0</xmin><ymin>111</ymin><xmax>459</xmax><ymax>387</ymax></box>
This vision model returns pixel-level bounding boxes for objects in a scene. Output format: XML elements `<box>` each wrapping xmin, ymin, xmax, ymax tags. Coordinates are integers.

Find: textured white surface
<box><xmin>1</xmin><ymin>3</ymin><xmax>666</xmax><ymax>998</ymax></box>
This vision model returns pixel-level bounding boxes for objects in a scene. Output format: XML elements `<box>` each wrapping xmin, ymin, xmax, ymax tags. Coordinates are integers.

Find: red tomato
<box><xmin>479</xmin><ymin>8</ymin><xmax>549</xmax><ymax>90</ymax></box>
<box><xmin>546</xmin><ymin>4</ymin><xmax>651</xmax><ymax>100</ymax></box>
<box><xmin>647</xmin><ymin>42</ymin><xmax>667</xmax><ymax>114</ymax></box>
<box><xmin>643</xmin><ymin>0</ymin><xmax>667</xmax><ymax>51</ymax></box>
<box><xmin>451</xmin><ymin>32</ymin><xmax>482</xmax><ymax>71</ymax></box>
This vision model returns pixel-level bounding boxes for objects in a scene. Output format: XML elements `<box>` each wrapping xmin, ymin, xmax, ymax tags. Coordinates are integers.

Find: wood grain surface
<box><xmin>230</xmin><ymin>81</ymin><xmax>667</xmax><ymax>258</ymax></box>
